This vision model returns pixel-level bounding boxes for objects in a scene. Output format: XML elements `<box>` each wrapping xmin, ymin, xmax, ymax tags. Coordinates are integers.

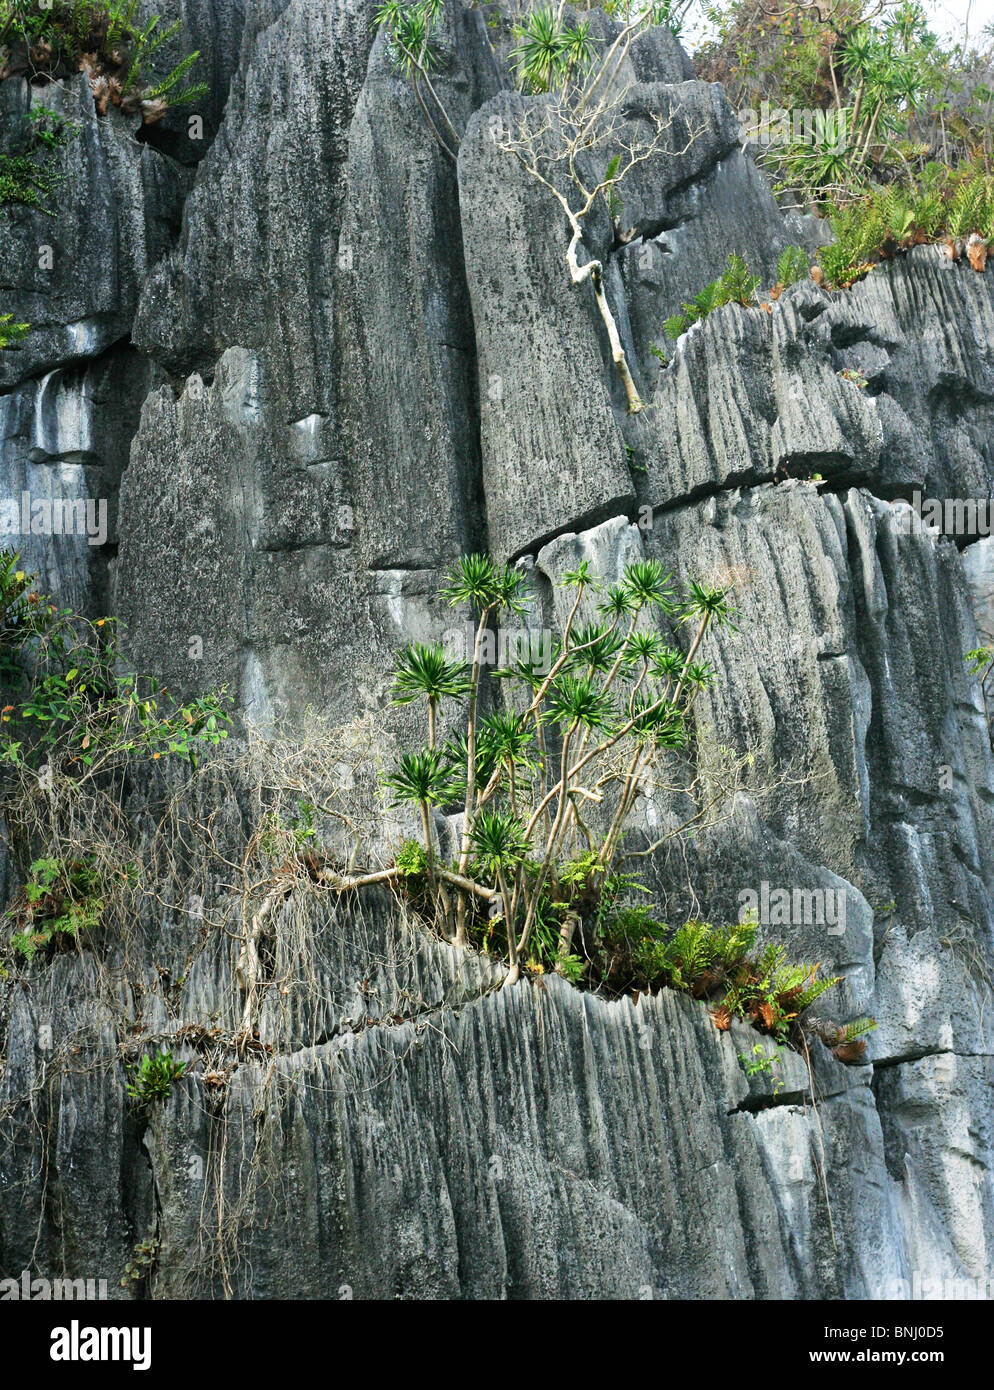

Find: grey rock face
<box><xmin>0</xmin><ymin>903</ymin><xmax>905</xmax><ymax>1299</ymax></box>
<box><xmin>633</xmin><ymin>249</ymin><xmax>994</xmax><ymax>509</ymax></box>
<box><xmin>0</xmin><ymin>347</ymin><xmax>162</xmax><ymax>612</ymax></box>
<box><xmin>132</xmin><ymin>0</ymin><xmax>378</xmax><ymax>412</ymax></box>
<box><xmin>0</xmin><ymin>76</ymin><xmax>188</xmax><ymax>390</ymax></box>
<box><xmin>337</xmin><ymin>12</ymin><xmax>498</xmax><ymax>569</ymax></box>
<box><xmin>2</xmin><ymin>2</ymin><xmax>994</xmax><ymax>1300</ymax></box>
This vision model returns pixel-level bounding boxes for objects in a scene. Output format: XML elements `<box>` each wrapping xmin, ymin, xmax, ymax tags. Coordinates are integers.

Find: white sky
<box><xmin>927</xmin><ymin>0</ymin><xmax>994</xmax><ymax>42</ymax></box>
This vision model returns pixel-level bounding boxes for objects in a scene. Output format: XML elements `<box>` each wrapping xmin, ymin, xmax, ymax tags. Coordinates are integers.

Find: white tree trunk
<box><xmin>566</xmin><ymin>225</ymin><xmax>644</xmax><ymax>413</ymax></box>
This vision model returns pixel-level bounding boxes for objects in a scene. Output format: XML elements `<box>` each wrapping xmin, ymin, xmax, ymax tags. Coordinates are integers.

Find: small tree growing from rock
<box><xmin>320</xmin><ymin>551</ymin><xmax>736</xmax><ymax>985</ymax></box>
<box><xmin>374</xmin><ymin>2</ymin><xmax>704</xmax><ymax>410</ymax></box>
<box><xmin>496</xmin><ymin>8</ymin><xmax>704</xmax><ymax>411</ymax></box>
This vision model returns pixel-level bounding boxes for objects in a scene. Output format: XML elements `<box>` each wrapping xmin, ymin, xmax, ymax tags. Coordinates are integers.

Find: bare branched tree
<box><xmin>493</xmin><ymin>16</ymin><xmax>704</xmax><ymax>411</ymax></box>
<box><xmin>376</xmin><ymin>4</ymin><xmax>705</xmax><ymax>410</ymax></box>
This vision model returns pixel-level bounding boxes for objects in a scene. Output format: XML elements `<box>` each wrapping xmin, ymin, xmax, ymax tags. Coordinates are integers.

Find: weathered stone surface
<box><xmin>0</xmin><ymin>912</ymin><xmax>916</xmax><ymax>1299</ymax></box>
<box><xmin>2</xmin><ymin>2</ymin><xmax>994</xmax><ymax>1301</ymax></box>
<box><xmin>337</xmin><ymin>8</ymin><xmax>497</xmax><ymax>569</ymax></box>
<box><xmin>0</xmin><ymin>346</ymin><xmax>162</xmax><ymax>613</ymax></box>
<box><xmin>133</xmin><ymin>0</ymin><xmax>378</xmax><ymax>416</ymax></box>
<box><xmin>635</xmin><ymin>248</ymin><xmax>994</xmax><ymax>510</ymax></box>
<box><xmin>0</xmin><ymin>76</ymin><xmax>187</xmax><ymax>390</ymax></box>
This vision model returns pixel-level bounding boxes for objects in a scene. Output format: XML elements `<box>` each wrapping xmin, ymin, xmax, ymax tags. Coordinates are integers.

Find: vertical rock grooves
<box><xmin>1</xmin><ymin>0</ymin><xmax>992</xmax><ymax>1298</ymax></box>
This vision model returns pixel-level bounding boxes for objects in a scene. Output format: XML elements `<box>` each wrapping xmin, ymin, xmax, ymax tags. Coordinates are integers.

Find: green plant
<box><xmin>966</xmin><ymin>645</ymin><xmax>994</xmax><ymax>751</ymax></box>
<box><xmin>0</xmin><ymin>2</ymin><xmax>207</xmax><ymax>116</ymax></box>
<box><xmin>373</xmin><ymin>0</ymin><xmax>460</xmax><ymax>159</ymax></box>
<box><xmin>391</xmin><ymin>640</ymin><xmax>470</xmax><ymax>748</ymax></box>
<box><xmin>320</xmin><ymin>551</ymin><xmax>740</xmax><ymax>985</ymax></box>
<box><xmin>125</xmin><ymin>1049</ymin><xmax>185</xmax><ymax>1106</ymax></box>
<box><xmin>394</xmin><ymin>837</ymin><xmax>429</xmax><ymax>877</ymax></box>
<box><xmin>0</xmin><ymin>550</ymin><xmax>53</xmax><ymax>682</ymax></box>
<box><xmin>664</xmin><ymin>253</ymin><xmax>760</xmax><ymax>339</ymax></box>
<box><xmin>817</xmin><ymin>165</ymin><xmax>994</xmax><ymax>287</ymax></box>
<box><xmin>0</xmin><ymin>553</ymin><xmax>232</xmax><ymax>969</ymax></box>
<box><xmin>775</xmin><ymin>244</ymin><xmax>810</xmax><ymax>289</ymax></box>
<box><xmin>603</xmin><ymin>152</ymin><xmax>624</xmax><ymax>222</ymax></box>
<box><xmin>0</xmin><ymin>314</ymin><xmax>29</xmax><ymax>349</ymax></box>
<box><xmin>121</xmin><ymin>1231</ymin><xmax>159</xmax><ymax>1287</ymax></box>
<box><xmin>0</xmin><ymin>107</ymin><xmax>78</xmax><ymax>213</ymax></box>
<box><xmin>0</xmin><ymin>556</ymin><xmax>231</xmax><ymax>773</ymax></box>
<box><xmin>624</xmin><ymin>914</ymin><xmax>874</xmax><ymax>1052</ymax></box>
<box><xmin>510</xmin><ymin>6</ymin><xmax>595</xmax><ymax>94</ymax></box>
<box><xmin>7</xmin><ymin>855</ymin><xmax>106</xmax><ymax>959</ymax></box>
<box><xmin>839</xmin><ymin>366</ymin><xmax>869</xmax><ymax>388</ymax></box>
<box><xmin>739</xmin><ymin>1042</ymin><xmax>785</xmax><ymax>1093</ymax></box>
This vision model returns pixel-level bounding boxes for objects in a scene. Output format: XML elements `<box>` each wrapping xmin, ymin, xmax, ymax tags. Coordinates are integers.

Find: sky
<box><xmin>929</xmin><ymin>0</ymin><xmax>994</xmax><ymax>43</ymax></box>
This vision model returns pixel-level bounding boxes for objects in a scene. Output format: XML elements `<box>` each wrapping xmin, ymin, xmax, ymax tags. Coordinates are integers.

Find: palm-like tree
<box><xmin>442</xmin><ymin>554</ymin><xmax>528</xmax><ymax>946</ymax></box>
<box><xmin>470</xmin><ymin>807</ymin><xmax>529</xmax><ymax>969</ymax></box>
<box><xmin>382</xmin><ymin>749</ymin><xmax>459</xmax><ymax>887</ymax></box>
<box><xmin>510</xmin><ymin>6</ymin><xmax>595</xmax><ymax>94</ymax></box>
<box><xmin>391</xmin><ymin>642</ymin><xmax>470</xmax><ymax>748</ymax></box>
<box><xmin>621</xmin><ymin>559</ymin><xmax>676</xmax><ymax>612</ymax></box>
<box><xmin>544</xmin><ymin>674</ymin><xmax>615</xmax><ymax>735</ymax></box>
<box><xmin>478</xmin><ymin>712</ymin><xmax>535</xmax><ymax>815</ymax></box>
<box><xmin>361</xmin><ymin>552</ymin><xmax>739</xmax><ymax>986</ymax></box>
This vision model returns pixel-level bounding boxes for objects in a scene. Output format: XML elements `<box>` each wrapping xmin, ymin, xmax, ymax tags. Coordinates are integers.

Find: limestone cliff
<box><xmin>1</xmin><ymin>0</ymin><xmax>992</xmax><ymax>1299</ymax></box>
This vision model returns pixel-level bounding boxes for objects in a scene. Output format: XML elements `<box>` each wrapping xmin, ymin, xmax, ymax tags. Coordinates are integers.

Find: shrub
<box><xmin>966</xmin><ymin>645</ymin><xmax>994</xmax><ymax>752</ymax></box>
<box><xmin>775</xmin><ymin>244</ymin><xmax>810</xmax><ymax>290</ymax></box>
<box><xmin>818</xmin><ymin>164</ymin><xmax>994</xmax><ymax>287</ymax></box>
<box><xmin>0</xmin><ymin>107</ymin><xmax>78</xmax><ymax>213</ymax></box>
<box><xmin>0</xmin><ymin>553</ymin><xmax>231</xmax><ymax>774</ymax></box>
<box><xmin>664</xmin><ymin>253</ymin><xmax>761</xmax><ymax>338</ymax></box>
<box><xmin>0</xmin><ymin>1</ymin><xmax>207</xmax><ymax>122</ymax></box>
<box><xmin>125</xmin><ymin>1049</ymin><xmax>185</xmax><ymax>1106</ymax></box>
<box><xmin>626</xmin><ymin>914</ymin><xmax>876</xmax><ymax>1055</ymax></box>
<box><xmin>0</xmin><ymin>314</ymin><xmax>29</xmax><ymax>348</ymax></box>
<box><xmin>319</xmin><ymin>551</ymin><xmax>744</xmax><ymax>986</ymax></box>
<box><xmin>7</xmin><ymin>854</ymin><xmax>106</xmax><ymax>959</ymax></box>
<box><xmin>0</xmin><ymin>551</ymin><xmax>232</xmax><ymax>964</ymax></box>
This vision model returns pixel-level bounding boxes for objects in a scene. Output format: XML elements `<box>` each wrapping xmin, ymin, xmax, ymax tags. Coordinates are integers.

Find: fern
<box><xmin>793</xmin><ymin>968</ymin><xmax>843</xmax><ymax>1014</ymax></box>
<box><xmin>717</xmin><ymin>252</ymin><xmax>760</xmax><ymax>306</ymax></box>
<box><xmin>837</xmin><ymin>1016</ymin><xmax>877</xmax><ymax>1044</ymax></box>
<box><xmin>662</xmin><ymin>254</ymin><xmax>760</xmax><ymax>340</ymax></box>
<box><xmin>776</xmin><ymin>244</ymin><xmax>809</xmax><ymax>288</ymax></box>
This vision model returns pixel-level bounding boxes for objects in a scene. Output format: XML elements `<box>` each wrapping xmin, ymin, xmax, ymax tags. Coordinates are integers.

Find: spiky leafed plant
<box><xmin>330</xmin><ymin>552</ymin><xmax>741</xmax><ymax>986</ymax></box>
<box><xmin>476</xmin><ymin>712</ymin><xmax>535</xmax><ymax>817</ymax></box>
<box><xmin>382</xmin><ymin>747</ymin><xmax>460</xmax><ymax>888</ymax></box>
<box><xmin>510</xmin><ymin>6</ymin><xmax>595</xmax><ymax>94</ymax></box>
<box><xmin>391</xmin><ymin>641</ymin><xmax>470</xmax><ymax>748</ymax></box>
<box><xmin>373</xmin><ymin>0</ymin><xmax>460</xmax><ymax>159</ymax></box>
<box><xmin>470</xmin><ymin>807</ymin><xmax>529</xmax><ymax>963</ymax></box>
<box><xmin>441</xmin><ymin>554</ymin><xmax>527</xmax><ymax>945</ymax></box>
